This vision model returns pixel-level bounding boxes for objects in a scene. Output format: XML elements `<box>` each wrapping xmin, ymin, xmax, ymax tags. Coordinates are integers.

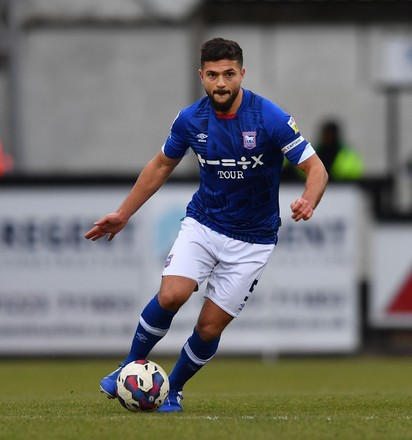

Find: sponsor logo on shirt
<box><xmin>287</xmin><ymin>117</ymin><xmax>299</xmax><ymax>134</ymax></box>
<box><xmin>196</xmin><ymin>153</ymin><xmax>264</xmax><ymax>179</ymax></box>
<box><xmin>242</xmin><ymin>131</ymin><xmax>257</xmax><ymax>149</ymax></box>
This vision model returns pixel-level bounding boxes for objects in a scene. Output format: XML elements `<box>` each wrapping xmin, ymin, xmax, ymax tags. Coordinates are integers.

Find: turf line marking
<box><xmin>2</xmin><ymin>415</ymin><xmax>412</xmax><ymax>422</ymax></box>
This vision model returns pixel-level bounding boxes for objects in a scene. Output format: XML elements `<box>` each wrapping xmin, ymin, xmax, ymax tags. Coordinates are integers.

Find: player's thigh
<box><xmin>162</xmin><ymin>217</ymin><xmax>217</xmax><ymax>285</ymax></box>
<box><xmin>205</xmin><ymin>241</ymin><xmax>275</xmax><ymax>318</ymax></box>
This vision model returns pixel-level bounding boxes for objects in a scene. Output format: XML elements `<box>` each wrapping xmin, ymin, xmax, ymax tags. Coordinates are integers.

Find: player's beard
<box><xmin>207</xmin><ymin>87</ymin><xmax>241</xmax><ymax>114</ymax></box>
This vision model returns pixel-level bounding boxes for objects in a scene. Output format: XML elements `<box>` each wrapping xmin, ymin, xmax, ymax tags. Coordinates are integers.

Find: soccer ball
<box><xmin>116</xmin><ymin>360</ymin><xmax>169</xmax><ymax>412</ymax></box>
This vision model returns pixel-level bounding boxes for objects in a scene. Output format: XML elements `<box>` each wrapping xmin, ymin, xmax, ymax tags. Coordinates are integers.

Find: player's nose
<box><xmin>216</xmin><ymin>75</ymin><xmax>226</xmax><ymax>88</ymax></box>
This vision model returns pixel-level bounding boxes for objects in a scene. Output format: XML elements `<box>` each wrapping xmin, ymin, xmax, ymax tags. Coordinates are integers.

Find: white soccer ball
<box><xmin>116</xmin><ymin>360</ymin><xmax>169</xmax><ymax>412</ymax></box>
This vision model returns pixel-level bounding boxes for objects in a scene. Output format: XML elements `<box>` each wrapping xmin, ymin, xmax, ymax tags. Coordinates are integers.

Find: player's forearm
<box><xmin>117</xmin><ymin>153</ymin><xmax>179</xmax><ymax>220</ymax></box>
<box><xmin>301</xmin><ymin>161</ymin><xmax>328</xmax><ymax>209</ymax></box>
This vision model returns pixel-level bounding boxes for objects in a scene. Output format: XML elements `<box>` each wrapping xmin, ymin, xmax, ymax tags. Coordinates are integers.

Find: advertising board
<box><xmin>369</xmin><ymin>225</ymin><xmax>412</xmax><ymax>328</ymax></box>
<box><xmin>0</xmin><ymin>184</ymin><xmax>360</xmax><ymax>355</ymax></box>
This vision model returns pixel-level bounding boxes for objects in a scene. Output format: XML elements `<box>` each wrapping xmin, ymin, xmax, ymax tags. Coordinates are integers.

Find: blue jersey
<box><xmin>163</xmin><ymin>89</ymin><xmax>313</xmax><ymax>244</ymax></box>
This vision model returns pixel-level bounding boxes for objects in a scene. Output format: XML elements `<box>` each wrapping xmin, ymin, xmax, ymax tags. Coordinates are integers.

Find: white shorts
<box><xmin>162</xmin><ymin>217</ymin><xmax>275</xmax><ymax>317</ymax></box>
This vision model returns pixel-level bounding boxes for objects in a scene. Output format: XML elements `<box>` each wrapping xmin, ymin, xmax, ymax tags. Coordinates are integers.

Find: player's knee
<box><xmin>195</xmin><ymin>322</ymin><xmax>222</xmax><ymax>342</ymax></box>
<box><xmin>158</xmin><ymin>280</ymin><xmax>195</xmax><ymax>312</ymax></box>
<box><xmin>158</xmin><ymin>288</ymin><xmax>191</xmax><ymax>312</ymax></box>
<box><xmin>157</xmin><ymin>291</ymin><xmax>185</xmax><ymax>312</ymax></box>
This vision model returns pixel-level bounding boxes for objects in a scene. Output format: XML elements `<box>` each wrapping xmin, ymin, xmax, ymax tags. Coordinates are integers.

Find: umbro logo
<box><xmin>136</xmin><ymin>333</ymin><xmax>148</xmax><ymax>343</ymax></box>
<box><xmin>196</xmin><ymin>133</ymin><xmax>208</xmax><ymax>143</ymax></box>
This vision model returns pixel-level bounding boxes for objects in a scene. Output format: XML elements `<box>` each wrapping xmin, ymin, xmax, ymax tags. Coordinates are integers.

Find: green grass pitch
<box><xmin>1</xmin><ymin>357</ymin><xmax>412</xmax><ymax>440</ymax></box>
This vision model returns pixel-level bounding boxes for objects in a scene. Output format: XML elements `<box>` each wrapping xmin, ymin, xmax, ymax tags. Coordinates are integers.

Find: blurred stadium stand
<box><xmin>202</xmin><ymin>0</ymin><xmax>412</xmax><ymax>24</ymax></box>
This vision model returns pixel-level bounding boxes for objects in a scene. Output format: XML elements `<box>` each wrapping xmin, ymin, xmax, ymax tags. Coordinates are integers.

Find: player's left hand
<box><xmin>290</xmin><ymin>197</ymin><xmax>314</xmax><ymax>222</ymax></box>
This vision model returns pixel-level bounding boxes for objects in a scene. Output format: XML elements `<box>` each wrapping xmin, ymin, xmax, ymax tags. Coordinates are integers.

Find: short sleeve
<box><xmin>263</xmin><ymin>99</ymin><xmax>314</xmax><ymax>165</ymax></box>
<box><xmin>162</xmin><ymin>111</ymin><xmax>190</xmax><ymax>159</ymax></box>
<box><xmin>276</xmin><ymin>115</ymin><xmax>312</xmax><ymax>165</ymax></box>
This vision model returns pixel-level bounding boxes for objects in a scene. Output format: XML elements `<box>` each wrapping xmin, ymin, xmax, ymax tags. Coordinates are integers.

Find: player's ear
<box><xmin>198</xmin><ymin>69</ymin><xmax>204</xmax><ymax>83</ymax></box>
<box><xmin>241</xmin><ymin>67</ymin><xmax>246</xmax><ymax>80</ymax></box>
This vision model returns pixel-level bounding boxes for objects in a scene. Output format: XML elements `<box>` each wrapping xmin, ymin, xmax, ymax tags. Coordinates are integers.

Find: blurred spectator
<box><xmin>315</xmin><ymin>120</ymin><xmax>363</xmax><ymax>180</ymax></box>
<box><xmin>283</xmin><ymin>119</ymin><xmax>364</xmax><ymax>181</ymax></box>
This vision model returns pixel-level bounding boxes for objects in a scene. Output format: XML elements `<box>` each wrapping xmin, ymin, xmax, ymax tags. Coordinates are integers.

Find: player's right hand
<box><xmin>290</xmin><ymin>197</ymin><xmax>314</xmax><ymax>222</ymax></box>
<box><xmin>84</xmin><ymin>212</ymin><xmax>128</xmax><ymax>241</ymax></box>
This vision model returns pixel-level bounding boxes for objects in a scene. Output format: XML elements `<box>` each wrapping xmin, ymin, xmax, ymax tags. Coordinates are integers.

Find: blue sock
<box><xmin>169</xmin><ymin>329</ymin><xmax>220</xmax><ymax>391</ymax></box>
<box><xmin>123</xmin><ymin>294</ymin><xmax>176</xmax><ymax>365</ymax></box>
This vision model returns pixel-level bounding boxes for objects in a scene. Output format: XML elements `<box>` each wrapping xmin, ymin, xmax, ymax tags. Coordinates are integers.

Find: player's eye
<box><xmin>207</xmin><ymin>72</ymin><xmax>216</xmax><ymax>79</ymax></box>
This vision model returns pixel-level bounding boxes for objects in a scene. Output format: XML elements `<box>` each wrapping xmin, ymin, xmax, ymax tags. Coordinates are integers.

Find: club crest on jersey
<box><xmin>165</xmin><ymin>253</ymin><xmax>173</xmax><ymax>268</ymax></box>
<box><xmin>242</xmin><ymin>131</ymin><xmax>257</xmax><ymax>150</ymax></box>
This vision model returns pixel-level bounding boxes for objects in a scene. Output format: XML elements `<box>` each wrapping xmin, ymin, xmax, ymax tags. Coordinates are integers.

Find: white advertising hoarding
<box><xmin>0</xmin><ymin>184</ymin><xmax>360</xmax><ymax>355</ymax></box>
<box><xmin>369</xmin><ymin>225</ymin><xmax>412</xmax><ymax>328</ymax></box>
<box><xmin>0</xmin><ymin>187</ymin><xmax>144</xmax><ymax>354</ymax></box>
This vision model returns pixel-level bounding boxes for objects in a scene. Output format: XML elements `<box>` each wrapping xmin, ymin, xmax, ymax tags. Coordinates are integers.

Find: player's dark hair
<box><xmin>200</xmin><ymin>38</ymin><xmax>243</xmax><ymax>68</ymax></box>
